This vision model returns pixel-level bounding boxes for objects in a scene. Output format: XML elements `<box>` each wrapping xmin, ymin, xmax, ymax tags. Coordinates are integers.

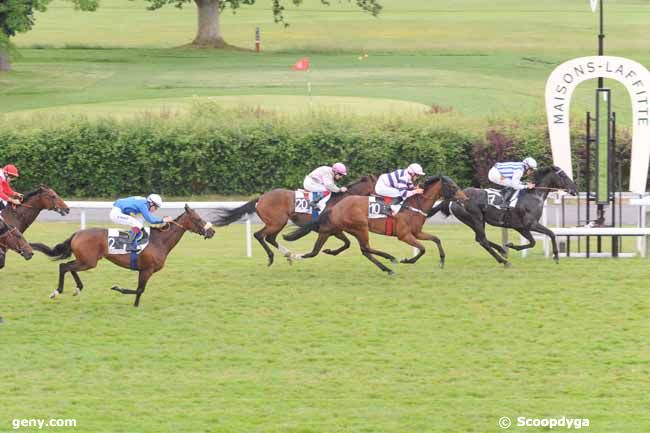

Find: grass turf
<box><xmin>1</xmin><ymin>0</ymin><xmax>648</xmax><ymax>123</ymax></box>
<box><xmin>1</xmin><ymin>221</ymin><xmax>649</xmax><ymax>432</ymax></box>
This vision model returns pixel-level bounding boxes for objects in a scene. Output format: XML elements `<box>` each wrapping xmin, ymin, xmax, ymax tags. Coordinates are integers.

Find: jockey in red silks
<box><xmin>0</xmin><ymin>164</ymin><xmax>23</xmax><ymax>211</ymax></box>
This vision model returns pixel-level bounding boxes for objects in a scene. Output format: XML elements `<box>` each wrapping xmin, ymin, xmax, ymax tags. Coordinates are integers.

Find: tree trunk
<box><xmin>192</xmin><ymin>0</ymin><xmax>227</xmax><ymax>47</ymax></box>
<box><xmin>0</xmin><ymin>50</ymin><xmax>11</xmax><ymax>72</ymax></box>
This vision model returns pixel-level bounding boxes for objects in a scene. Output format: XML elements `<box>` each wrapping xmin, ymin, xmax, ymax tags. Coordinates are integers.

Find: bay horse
<box><xmin>30</xmin><ymin>204</ymin><xmax>215</xmax><ymax>307</ymax></box>
<box><xmin>429</xmin><ymin>166</ymin><xmax>578</xmax><ymax>266</ymax></box>
<box><xmin>283</xmin><ymin>176</ymin><xmax>467</xmax><ymax>274</ymax></box>
<box><xmin>0</xmin><ymin>185</ymin><xmax>69</xmax><ymax>269</ymax></box>
<box><xmin>0</xmin><ymin>220</ymin><xmax>33</xmax><ymax>262</ymax></box>
<box><xmin>211</xmin><ymin>175</ymin><xmax>378</xmax><ymax>266</ymax></box>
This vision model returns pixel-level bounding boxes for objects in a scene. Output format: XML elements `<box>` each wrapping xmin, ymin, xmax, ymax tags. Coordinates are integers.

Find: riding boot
<box><xmin>501</xmin><ymin>187</ymin><xmax>514</xmax><ymax>208</ymax></box>
<box><xmin>309</xmin><ymin>193</ymin><xmax>323</xmax><ymax>209</ymax></box>
<box><xmin>126</xmin><ymin>227</ymin><xmax>142</xmax><ymax>252</ymax></box>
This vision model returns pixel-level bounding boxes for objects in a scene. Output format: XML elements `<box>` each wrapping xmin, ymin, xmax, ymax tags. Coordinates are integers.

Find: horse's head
<box><xmin>422</xmin><ymin>175</ymin><xmax>467</xmax><ymax>202</ymax></box>
<box><xmin>345</xmin><ymin>175</ymin><xmax>378</xmax><ymax>196</ymax></box>
<box><xmin>177</xmin><ymin>204</ymin><xmax>215</xmax><ymax>239</ymax></box>
<box><xmin>23</xmin><ymin>185</ymin><xmax>70</xmax><ymax>216</ymax></box>
<box><xmin>534</xmin><ymin>166</ymin><xmax>578</xmax><ymax>195</ymax></box>
<box><xmin>0</xmin><ymin>222</ymin><xmax>33</xmax><ymax>260</ymax></box>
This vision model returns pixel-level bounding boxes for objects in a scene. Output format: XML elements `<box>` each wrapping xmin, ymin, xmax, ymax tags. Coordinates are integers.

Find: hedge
<box><xmin>0</xmin><ymin>109</ymin><xmax>632</xmax><ymax>197</ymax></box>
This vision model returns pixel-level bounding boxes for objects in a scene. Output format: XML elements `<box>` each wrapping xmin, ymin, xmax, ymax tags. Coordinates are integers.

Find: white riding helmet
<box><xmin>407</xmin><ymin>163</ymin><xmax>425</xmax><ymax>176</ymax></box>
<box><xmin>147</xmin><ymin>193</ymin><xmax>163</xmax><ymax>208</ymax></box>
<box><xmin>523</xmin><ymin>157</ymin><xmax>538</xmax><ymax>170</ymax></box>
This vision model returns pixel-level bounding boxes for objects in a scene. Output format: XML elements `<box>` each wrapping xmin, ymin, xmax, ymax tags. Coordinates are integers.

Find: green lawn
<box><xmin>1</xmin><ymin>0</ymin><xmax>648</xmax><ymax>123</ymax></box>
<box><xmin>2</xmin><ymin>222</ymin><xmax>650</xmax><ymax>432</ymax></box>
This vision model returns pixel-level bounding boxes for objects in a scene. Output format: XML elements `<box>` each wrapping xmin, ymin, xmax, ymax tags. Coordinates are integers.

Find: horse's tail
<box><xmin>428</xmin><ymin>200</ymin><xmax>452</xmax><ymax>218</ymax></box>
<box><xmin>211</xmin><ymin>199</ymin><xmax>258</xmax><ymax>226</ymax></box>
<box><xmin>30</xmin><ymin>235</ymin><xmax>74</xmax><ymax>260</ymax></box>
<box><xmin>283</xmin><ymin>210</ymin><xmax>331</xmax><ymax>242</ymax></box>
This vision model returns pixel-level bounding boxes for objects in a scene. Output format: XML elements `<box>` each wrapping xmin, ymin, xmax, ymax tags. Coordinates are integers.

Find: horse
<box><xmin>429</xmin><ymin>165</ymin><xmax>578</xmax><ymax>266</ymax></box>
<box><xmin>0</xmin><ymin>220</ymin><xmax>33</xmax><ymax>262</ymax></box>
<box><xmin>0</xmin><ymin>185</ymin><xmax>70</xmax><ymax>269</ymax></box>
<box><xmin>211</xmin><ymin>175</ymin><xmax>378</xmax><ymax>266</ymax></box>
<box><xmin>30</xmin><ymin>204</ymin><xmax>215</xmax><ymax>307</ymax></box>
<box><xmin>283</xmin><ymin>176</ymin><xmax>468</xmax><ymax>274</ymax></box>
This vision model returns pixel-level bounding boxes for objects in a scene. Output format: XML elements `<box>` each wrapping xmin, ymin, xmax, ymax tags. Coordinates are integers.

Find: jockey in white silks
<box><xmin>375</xmin><ymin>163</ymin><xmax>425</xmax><ymax>199</ymax></box>
<box><xmin>487</xmin><ymin>157</ymin><xmax>537</xmax><ymax>205</ymax></box>
<box><xmin>374</xmin><ymin>163</ymin><xmax>425</xmax><ymax>215</ymax></box>
<box><xmin>303</xmin><ymin>163</ymin><xmax>348</xmax><ymax>207</ymax></box>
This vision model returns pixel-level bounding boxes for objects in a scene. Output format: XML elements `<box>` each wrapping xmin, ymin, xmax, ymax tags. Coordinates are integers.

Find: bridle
<box><xmin>0</xmin><ymin>225</ymin><xmax>22</xmax><ymax>251</ymax></box>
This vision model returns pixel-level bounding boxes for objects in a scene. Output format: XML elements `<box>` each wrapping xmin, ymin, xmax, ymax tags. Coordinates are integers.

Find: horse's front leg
<box><xmin>506</xmin><ymin>228</ymin><xmax>537</xmax><ymax>251</ymax></box>
<box><xmin>529</xmin><ymin>222</ymin><xmax>559</xmax><ymax>263</ymax></box>
<box><xmin>323</xmin><ymin>232</ymin><xmax>351</xmax><ymax>256</ymax></box>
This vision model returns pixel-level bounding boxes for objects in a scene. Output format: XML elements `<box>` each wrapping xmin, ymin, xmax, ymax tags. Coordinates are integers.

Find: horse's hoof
<box><xmin>284</xmin><ymin>254</ymin><xmax>293</xmax><ymax>265</ymax></box>
<box><xmin>400</xmin><ymin>258</ymin><xmax>410</xmax><ymax>264</ymax></box>
<box><xmin>387</xmin><ymin>269</ymin><xmax>395</xmax><ymax>276</ymax></box>
<box><xmin>553</xmin><ymin>257</ymin><xmax>560</xmax><ymax>264</ymax></box>
<box><xmin>49</xmin><ymin>290</ymin><xmax>60</xmax><ymax>299</ymax></box>
<box><xmin>505</xmin><ymin>243</ymin><xmax>513</xmax><ymax>248</ymax></box>
<box><xmin>0</xmin><ymin>317</ymin><xmax>4</xmax><ymax>324</ymax></box>
<box><xmin>110</xmin><ymin>286</ymin><xmax>120</xmax><ymax>293</ymax></box>
<box><xmin>73</xmin><ymin>288</ymin><xmax>81</xmax><ymax>296</ymax></box>
<box><xmin>323</xmin><ymin>249</ymin><xmax>333</xmax><ymax>255</ymax></box>
<box><xmin>503</xmin><ymin>261</ymin><xmax>512</xmax><ymax>268</ymax></box>
<box><xmin>439</xmin><ymin>260</ymin><xmax>445</xmax><ymax>269</ymax></box>
<box><xmin>389</xmin><ymin>257</ymin><xmax>398</xmax><ymax>264</ymax></box>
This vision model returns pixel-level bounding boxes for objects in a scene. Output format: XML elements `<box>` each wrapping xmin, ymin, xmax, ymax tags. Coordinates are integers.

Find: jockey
<box><xmin>488</xmin><ymin>157</ymin><xmax>537</xmax><ymax>205</ymax></box>
<box><xmin>0</xmin><ymin>164</ymin><xmax>23</xmax><ymax>211</ymax></box>
<box><xmin>110</xmin><ymin>194</ymin><xmax>173</xmax><ymax>250</ymax></box>
<box><xmin>303</xmin><ymin>163</ymin><xmax>348</xmax><ymax>206</ymax></box>
<box><xmin>375</xmin><ymin>163</ymin><xmax>425</xmax><ymax>202</ymax></box>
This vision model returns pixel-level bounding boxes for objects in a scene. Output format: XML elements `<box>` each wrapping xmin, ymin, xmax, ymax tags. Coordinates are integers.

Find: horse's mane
<box><xmin>22</xmin><ymin>186</ymin><xmax>46</xmax><ymax>202</ymax></box>
<box><xmin>533</xmin><ymin>166</ymin><xmax>561</xmax><ymax>183</ymax></box>
<box><xmin>421</xmin><ymin>175</ymin><xmax>458</xmax><ymax>199</ymax></box>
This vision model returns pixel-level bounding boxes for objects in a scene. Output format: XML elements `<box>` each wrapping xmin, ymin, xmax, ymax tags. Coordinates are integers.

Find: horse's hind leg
<box><xmin>506</xmin><ymin>228</ymin><xmax>536</xmax><ymax>251</ymax></box>
<box><xmin>398</xmin><ymin>233</ymin><xmax>426</xmax><ymax>265</ymax></box>
<box><xmin>51</xmin><ymin>259</ymin><xmax>96</xmax><ymax>299</ymax></box>
<box><xmin>70</xmin><ymin>271</ymin><xmax>84</xmax><ymax>296</ymax></box>
<box><xmin>296</xmin><ymin>232</ymin><xmax>331</xmax><ymax>260</ymax></box>
<box><xmin>350</xmin><ymin>230</ymin><xmax>395</xmax><ymax>275</ymax></box>
<box><xmin>254</xmin><ymin>226</ymin><xmax>277</xmax><ymax>267</ymax></box>
<box><xmin>265</xmin><ymin>231</ymin><xmax>294</xmax><ymax>264</ymax></box>
<box><xmin>323</xmin><ymin>232</ymin><xmax>351</xmax><ymax>256</ymax></box>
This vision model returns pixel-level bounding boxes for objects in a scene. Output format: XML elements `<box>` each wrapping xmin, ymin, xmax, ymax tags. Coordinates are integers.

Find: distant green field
<box><xmin>2</xmin><ymin>222</ymin><xmax>650</xmax><ymax>433</ymax></box>
<box><xmin>2</xmin><ymin>0</ymin><xmax>649</xmax><ymax>122</ymax></box>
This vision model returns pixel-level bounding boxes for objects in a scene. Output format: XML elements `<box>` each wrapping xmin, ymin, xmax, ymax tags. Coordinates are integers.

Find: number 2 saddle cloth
<box><xmin>107</xmin><ymin>228</ymin><xmax>151</xmax><ymax>255</ymax></box>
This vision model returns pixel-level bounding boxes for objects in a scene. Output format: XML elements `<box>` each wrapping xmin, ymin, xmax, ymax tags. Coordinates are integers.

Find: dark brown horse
<box><xmin>211</xmin><ymin>175</ymin><xmax>378</xmax><ymax>266</ymax></box>
<box><xmin>284</xmin><ymin>176</ymin><xmax>467</xmax><ymax>274</ymax></box>
<box><xmin>0</xmin><ymin>185</ymin><xmax>69</xmax><ymax>269</ymax></box>
<box><xmin>30</xmin><ymin>204</ymin><xmax>215</xmax><ymax>307</ymax></box>
<box><xmin>0</xmin><ymin>220</ymin><xmax>33</xmax><ymax>262</ymax></box>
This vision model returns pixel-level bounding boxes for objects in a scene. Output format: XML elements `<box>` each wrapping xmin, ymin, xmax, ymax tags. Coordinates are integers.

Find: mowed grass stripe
<box><xmin>1</xmin><ymin>222</ymin><xmax>649</xmax><ymax>432</ymax></box>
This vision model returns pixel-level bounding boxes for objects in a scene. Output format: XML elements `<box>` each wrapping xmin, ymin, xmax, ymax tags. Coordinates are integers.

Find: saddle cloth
<box><xmin>484</xmin><ymin>188</ymin><xmax>519</xmax><ymax>209</ymax></box>
<box><xmin>294</xmin><ymin>190</ymin><xmax>331</xmax><ymax>214</ymax></box>
<box><xmin>107</xmin><ymin>228</ymin><xmax>151</xmax><ymax>255</ymax></box>
<box><xmin>368</xmin><ymin>196</ymin><xmax>402</xmax><ymax>218</ymax></box>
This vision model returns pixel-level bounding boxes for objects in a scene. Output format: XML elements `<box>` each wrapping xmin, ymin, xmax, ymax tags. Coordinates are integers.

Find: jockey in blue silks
<box><xmin>110</xmin><ymin>194</ymin><xmax>172</xmax><ymax>250</ymax></box>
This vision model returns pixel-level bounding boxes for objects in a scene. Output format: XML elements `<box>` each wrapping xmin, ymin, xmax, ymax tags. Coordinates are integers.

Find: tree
<box><xmin>141</xmin><ymin>0</ymin><xmax>382</xmax><ymax>48</ymax></box>
<box><xmin>0</xmin><ymin>0</ymin><xmax>98</xmax><ymax>71</ymax></box>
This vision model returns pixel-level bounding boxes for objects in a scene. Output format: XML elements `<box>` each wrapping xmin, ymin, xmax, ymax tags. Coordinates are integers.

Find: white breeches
<box><xmin>488</xmin><ymin>167</ymin><xmax>522</xmax><ymax>189</ymax></box>
<box><xmin>303</xmin><ymin>177</ymin><xmax>328</xmax><ymax>192</ymax></box>
<box><xmin>374</xmin><ymin>180</ymin><xmax>401</xmax><ymax>198</ymax></box>
<box><xmin>109</xmin><ymin>207</ymin><xmax>144</xmax><ymax>229</ymax></box>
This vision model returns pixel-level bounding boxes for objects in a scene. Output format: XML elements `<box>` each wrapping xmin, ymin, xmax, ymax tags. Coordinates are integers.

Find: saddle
<box><xmin>107</xmin><ymin>228</ymin><xmax>150</xmax><ymax>255</ymax></box>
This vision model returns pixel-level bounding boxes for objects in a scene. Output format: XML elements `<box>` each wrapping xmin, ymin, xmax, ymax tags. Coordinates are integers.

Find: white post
<box><xmin>246</xmin><ymin>217</ymin><xmax>252</xmax><ymax>258</ymax></box>
<box><xmin>80</xmin><ymin>210</ymin><xmax>86</xmax><ymax>230</ymax></box>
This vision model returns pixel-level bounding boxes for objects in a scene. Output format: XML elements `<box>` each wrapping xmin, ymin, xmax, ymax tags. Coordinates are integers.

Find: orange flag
<box><xmin>292</xmin><ymin>57</ymin><xmax>310</xmax><ymax>71</ymax></box>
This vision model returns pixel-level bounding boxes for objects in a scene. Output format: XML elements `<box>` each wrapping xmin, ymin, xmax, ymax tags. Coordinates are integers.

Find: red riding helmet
<box><xmin>3</xmin><ymin>164</ymin><xmax>19</xmax><ymax>178</ymax></box>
